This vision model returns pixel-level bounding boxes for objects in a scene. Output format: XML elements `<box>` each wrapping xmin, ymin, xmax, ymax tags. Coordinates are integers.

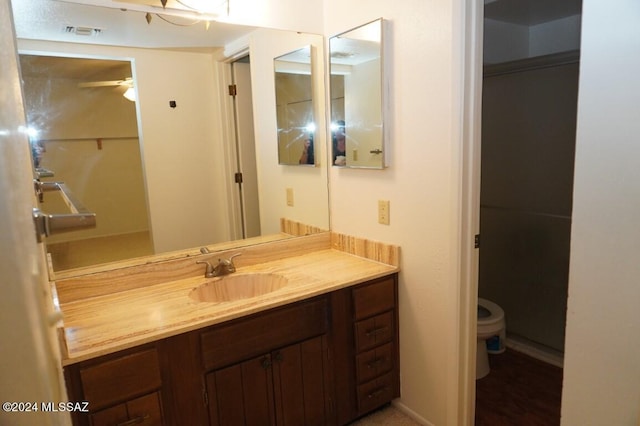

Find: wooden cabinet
<box><xmin>201</xmin><ymin>297</ymin><xmax>332</xmax><ymax>426</ymax></box>
<box><xmin>352</xmin><ymin>277</ymin><xmax>399</xmax><ymax>416</ymax></box>
<box><xmin>332</xmin><ymin>275</ymin><xmax>400</xmax><ymax>424</ymax></box>
<box><xmin>64</xmin><ymin>346</ymin><xmax>164</xmax><ymax>426</ymax></box>
<box><xmin>65</xmin><ymin>274</ymin><xmax>398</xmax><ymax>426</ymax></box>
<box><xmin>205</xmin><ymin>336</ymin><xmax>329</xmax><ymax>426</ymax></box>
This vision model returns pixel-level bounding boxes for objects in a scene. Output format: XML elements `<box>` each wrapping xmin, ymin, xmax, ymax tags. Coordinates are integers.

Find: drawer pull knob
<box><xmin>365</xmin><ymin>326</ymin><xmax>389</xmax><ymax>337</ymax></box>
<box><xmin>261</xmin><ymin>357</ymin><xmax>272</xmax><ymax>369</ymax></box>
<box><xmin>367</xmin><ymin>386</ymin><xmax>389</xmax><ymax>399</ymax></box>
<box><xmin>117</xmin><ymin>414</ymin><xmax>150</xmax><ymax>426</ymax></box>
<box><xmin>367</xmin><ymin>357</ymin><xmax>386</xmax><ymax>369</ymax></box>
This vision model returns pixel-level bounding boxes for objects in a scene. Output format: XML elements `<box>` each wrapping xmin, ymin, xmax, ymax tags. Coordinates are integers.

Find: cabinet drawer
<box><xmin>90</xmin><ymin>391</ymin><xmax>163</xmax><ymax>426</ymax></box>
<box><xmin>356</xmin><ymin>372</ymin><xmax>395</xmax><ymax>415</ymax></box>
<box><xmin>79</xmin><ymin>348</ymin><xmax>161</xmax><ymax>410</ymax></box>
<box><xmin>126</xmin><ymin>392</ymin><xmax>163</xmax><ymax>426</ymax></box>
<box><xmin>352</xmin><ymin>277</ymin><xmax>395</xmax><ymax>320</ymax></box>
<box><xmin>201</xmin><ymin>297</ymin><xmax>328</xmax><ymax>371</ymax></box>
<box><xmin>354</xmin><ymin>311</ymin><xmax>394</xmax><ymax>353</ymax></box>
<box><xmin>355</xmin><ymin>342</ymin><xmax>393</xmax><ymax>384</ymax></box>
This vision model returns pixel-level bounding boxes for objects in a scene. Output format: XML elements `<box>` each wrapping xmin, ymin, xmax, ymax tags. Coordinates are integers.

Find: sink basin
<box><xmin>189</xmin><ymin>273</ymin><xmax>289</xmax><ymax>303</ymax></box>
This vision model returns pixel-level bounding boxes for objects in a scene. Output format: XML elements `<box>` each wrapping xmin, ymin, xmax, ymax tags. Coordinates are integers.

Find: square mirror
<box><xmin>329</xmin><ymin>18</ymin><xmax>386</xmax><ymax>168</ymax></box>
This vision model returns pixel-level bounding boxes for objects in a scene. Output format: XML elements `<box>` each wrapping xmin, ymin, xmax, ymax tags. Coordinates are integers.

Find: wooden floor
<box><xmin>475</xmin><ymin>349</ymin><xmax>563</xmax><ymax>426</ymax></box>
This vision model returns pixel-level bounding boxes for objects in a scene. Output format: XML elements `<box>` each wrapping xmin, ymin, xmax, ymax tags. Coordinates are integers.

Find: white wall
<box><xmin>229</xmin><ymin>0</ymin><xmax>323</xmax><ymax>33</ymax></box>
<box><xmin>249</xmin><ymin>28</ymin><xmax>330</xmax><ymax>234</ymax></box>
<box><xmin>561</xmin><ymin>1</ymin><xmax>640</xmax><ymax>424</ymax></box>
<box><xmin>324</xmin><ymin>0</ymin><xmax>467</xmax><ymax>424</ymax></box>
<box><xmin>133</xmin><ymin>48</ymin><xmax>232</xmax><ymax>252</ymax></box>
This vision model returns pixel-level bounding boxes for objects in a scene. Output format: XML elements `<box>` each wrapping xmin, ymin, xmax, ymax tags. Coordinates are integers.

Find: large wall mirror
<box><xmin>329</xmin><ymin>18</ymin><xmax>386</xmax><ymax>169</ymax></box>
<box><xmin>13</xmin><ymin>0</ymin><xmax>330</xmax><ymax>275</ymax></box>
<box><xmin>274</xmin><ymin>46</ymin><xmax>317</xmax><ymax>165</ymax></box>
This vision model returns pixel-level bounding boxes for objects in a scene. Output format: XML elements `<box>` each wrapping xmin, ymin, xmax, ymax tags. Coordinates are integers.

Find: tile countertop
<box><xmin>59</xmin><ymin>249</ymin><xmax>398</xmax><ymax>365</ymax></box>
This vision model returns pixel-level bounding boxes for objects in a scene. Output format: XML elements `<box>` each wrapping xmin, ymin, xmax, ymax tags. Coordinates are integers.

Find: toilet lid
<box><xmin>477</xmin><ymin>298</ymin><xmax>504</xmax><ymax>324</ymax></box>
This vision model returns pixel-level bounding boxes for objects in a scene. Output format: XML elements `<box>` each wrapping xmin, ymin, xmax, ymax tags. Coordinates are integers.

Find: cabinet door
<box><xmin>272</xmin><ymin>335</ymin><xmax>330</xmax><ymax>426</ymax></box>
<box><xmin>206</xmin><ymin>354</ymin><xmax>276</xmax><ymax>426</ymax></box>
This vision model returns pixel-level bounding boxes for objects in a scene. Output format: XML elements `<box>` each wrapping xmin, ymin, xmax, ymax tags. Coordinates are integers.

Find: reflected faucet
<box><xmin>197</xmin><ymin>253</ymin><xmax>241</xmax><ymax>278</ymax></box>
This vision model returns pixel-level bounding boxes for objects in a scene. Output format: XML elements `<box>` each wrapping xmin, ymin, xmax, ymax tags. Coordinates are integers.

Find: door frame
<box><xmin>230</xmin><ymin>59</ymin><xmax>261</xmax><ymax>239</ymax></box>
<box><xmin>455</xmin><ymin>0</ymin><xmax>483</xmax><ymax>424</ymax></box>
<box><xmin>215</xmin><ymin>43</ymin><xmax>261</xmax><ymax>242</ymax></box>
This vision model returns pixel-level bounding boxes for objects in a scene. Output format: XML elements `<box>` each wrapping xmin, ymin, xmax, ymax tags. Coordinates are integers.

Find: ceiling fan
<box><xmin>77</xmin><ymin>78</ymin><xmax>136</xmax><ymax>101</ymax></box>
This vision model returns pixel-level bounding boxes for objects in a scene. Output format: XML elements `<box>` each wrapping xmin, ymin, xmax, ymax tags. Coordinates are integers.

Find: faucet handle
<box><xmin>225</xmin><ymin>253</ymin><xmax>242</xmax><ymax>272</ymax></box>
<box><xmin>196</xmin><ymin>260</ymin><xmax>215</xmax><ymax>278</ymax></box>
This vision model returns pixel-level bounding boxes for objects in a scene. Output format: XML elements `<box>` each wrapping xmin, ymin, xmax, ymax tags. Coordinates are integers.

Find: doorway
<box><xmin>479</xmin><ymin>52</ymin><xmax>579</xmax><ymax>360</ymax></box>
<box><xmin>474</xmin><ymin>0</ymin><xmax>582</xmax><ymax>424</ymax></box>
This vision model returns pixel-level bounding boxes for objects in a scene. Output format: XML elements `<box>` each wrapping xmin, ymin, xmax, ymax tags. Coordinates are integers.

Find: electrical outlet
<box><xmin>286</xmin><ymin>188</ymin><xmax>294</xmax><ymax>207</ymax></box>
<box><xmin>378</xmin><ymin>200</ymin><xmax>390</xmax><ymax>225</ymax></box>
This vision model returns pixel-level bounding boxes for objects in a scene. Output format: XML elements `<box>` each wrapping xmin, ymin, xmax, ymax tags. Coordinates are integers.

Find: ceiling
<box><xmin>485</xmin><ymin>0</ymin><xmax>582</xmax><ymax>26</ymax></box>
<box><xmin>12</xmin><ymin>0</ymin><xmax>257</xmax><ymax>49</ymax></box>
<box><xmin>13</xmin><ymin>0</ymin><xmax>583</xmax><ymax>50</ymax></box>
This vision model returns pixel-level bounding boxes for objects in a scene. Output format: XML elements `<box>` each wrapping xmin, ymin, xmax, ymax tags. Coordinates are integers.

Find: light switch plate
<box><xmin>378</xmin><ymin>200</ymin><xmax>390</xmax><ymax>225</ymax></box>
<box><xmin>286</xmin><ymin>188</ymin><xmax>294</xmax><ymax>206</ymax></box>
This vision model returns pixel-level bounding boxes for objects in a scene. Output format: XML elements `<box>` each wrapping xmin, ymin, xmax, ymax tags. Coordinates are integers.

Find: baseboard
<box><xmin>505</xmin><ymin>334</ymin><xmax>564</xmax><ymax>368</ymax></box>
<box><xmin>392</xmin><ymin>399</ymin><xmax>435</xmax><ymax>426</ymax></box>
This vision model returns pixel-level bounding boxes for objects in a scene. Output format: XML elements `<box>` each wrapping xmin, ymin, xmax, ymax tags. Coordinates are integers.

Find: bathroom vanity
<box><xmin>55</xmin><ymin>233</ymin><xmax>400</xmax><ymax>426</ymax></box>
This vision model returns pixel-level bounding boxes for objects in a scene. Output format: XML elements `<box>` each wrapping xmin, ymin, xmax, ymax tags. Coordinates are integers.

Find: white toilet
<box><xmin>476</xmin><ymin>298</ymin><xmax>506</xmax><ymax>379</ymax></box>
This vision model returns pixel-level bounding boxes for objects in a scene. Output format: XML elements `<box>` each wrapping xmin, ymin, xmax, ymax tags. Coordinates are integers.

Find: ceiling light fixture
<box><xmin>53</xmin><ymin>0</ymin><xmax>228</xmax><ymax>26</ymax></box>
<box><xmin>116</xmin><ymin>0</ymin><xmax>228</xmax><ymax>20</ymax></box>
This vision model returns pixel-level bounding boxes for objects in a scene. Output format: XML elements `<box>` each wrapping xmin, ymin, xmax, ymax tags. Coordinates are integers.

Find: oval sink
<box><xmin>189</xmin><ymin>273</ymin><xmax>289</xmax><ymax>303</ymax></box>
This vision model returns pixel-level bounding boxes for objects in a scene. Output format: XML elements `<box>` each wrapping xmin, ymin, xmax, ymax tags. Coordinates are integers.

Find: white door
<box><xmin>0</xmin><ymin>1</ymin><xmax>70</xmax><ymax>424</ymax></box>
<box><xmin>232</xmin><ymin>59</ymin><xmax>261</xmax><ymax>238</ymax></box>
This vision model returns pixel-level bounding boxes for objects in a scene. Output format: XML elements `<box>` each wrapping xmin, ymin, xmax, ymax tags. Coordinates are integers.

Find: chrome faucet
<box><xmin>197</xmin><ymin>253</ymin><xmax>241</xmax><ymax>278</ymax></box>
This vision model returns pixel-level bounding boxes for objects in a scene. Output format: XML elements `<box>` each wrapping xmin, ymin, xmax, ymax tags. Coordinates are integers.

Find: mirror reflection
<box><xmin>329</xmin><ymin>18</ymin><xmax>385</xmax><ymax>168</ymax></box>
<box><xmin>14</xmin><ymin>1</ymin><xmax>330</xmax><ymax>274</ymax></box>
<box><xmin>21</xmin><ymin>55</ymin><xmax>152</xmax><ymax>270</ymax></box>
<box><xmin>274</xmin><ymin>46</ymin><xmax>316</xmax><ymax>166</ymax></box>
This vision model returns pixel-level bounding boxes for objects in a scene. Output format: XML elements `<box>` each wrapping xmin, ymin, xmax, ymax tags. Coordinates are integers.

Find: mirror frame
<box><xmin>329</xmin><ymin>18</ymin><xmax>387</xmax><ymax>169</ymax></box>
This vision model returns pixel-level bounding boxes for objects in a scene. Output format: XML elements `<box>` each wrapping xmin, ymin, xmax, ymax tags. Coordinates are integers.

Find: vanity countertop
<box><xmin>59</xmin><ymin>248</ymin><xmax>398</xmax><ymax>365</ymax></box>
